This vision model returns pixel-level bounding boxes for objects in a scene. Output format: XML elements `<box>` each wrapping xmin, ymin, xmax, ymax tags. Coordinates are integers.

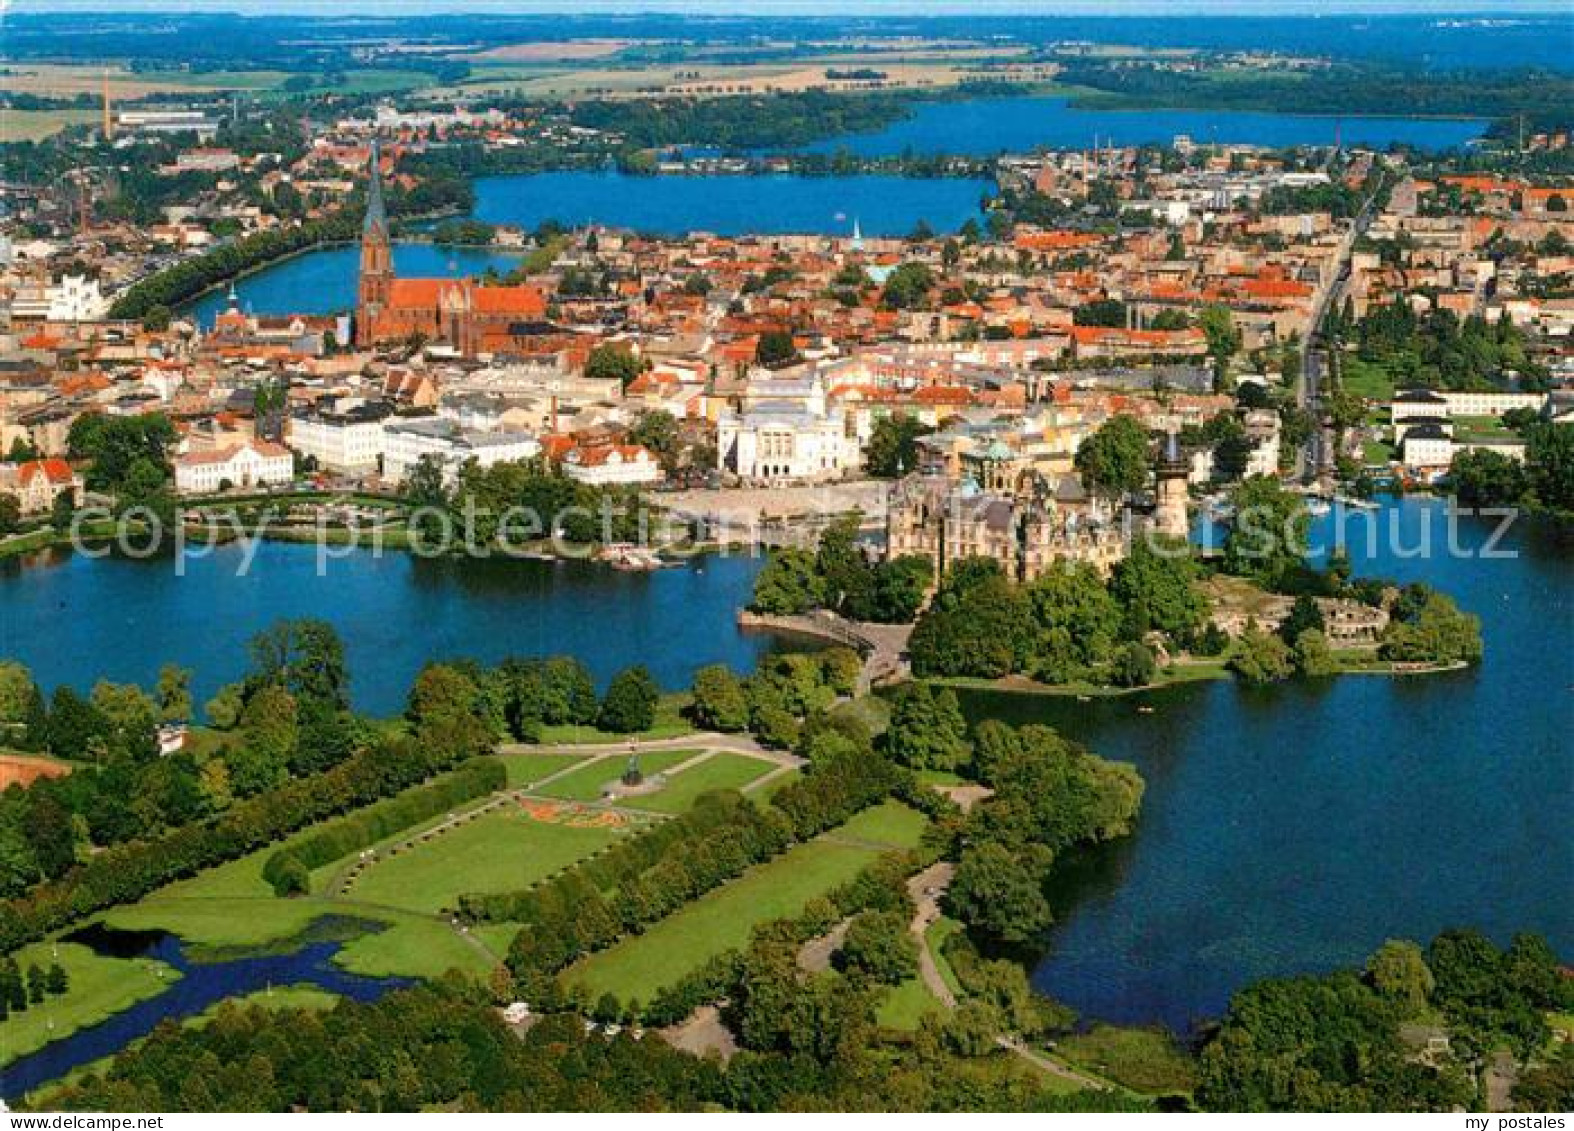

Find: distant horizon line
<box><xmin>7</xmin><ymin>1</ymin><xmax>1574</xmax><ymax>18</ymax></box>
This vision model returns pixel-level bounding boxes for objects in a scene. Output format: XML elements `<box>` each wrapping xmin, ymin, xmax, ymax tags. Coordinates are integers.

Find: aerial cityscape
<box><xmin>0</xmin><ymin>2</ymin><xmax>1570</xmax><ymax>1117</ymax></box>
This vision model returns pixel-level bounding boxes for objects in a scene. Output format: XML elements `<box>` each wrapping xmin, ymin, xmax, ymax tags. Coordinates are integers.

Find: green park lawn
<box><xmin>1339</xmin><ymin>356</ymin><xmax>1400</xmax><ymax>401</ymax></box>
<box><xmin>349</xmin><ymin>804</ymin><xmax>634</xmax><ymax>915</ymax></box>
<box><xmin>750</xmin><ymin>766</ymin><xmax>801</xmax><ymax>801</ymax></box>
<box><xmin>0</xmin><ymin>941</ymin><xmax>179</xmax><ymax>1067</ymax></box>
<box><xmin>534</xmin><ymin>749</ymin><xmax>694</xmax><ymax>801</ymax></box>
<box><xmin>564</xmin><ymin>808</ymin><xmax>927</xmax><ymax>1002</ymax></box>
<box><xmin>622</xmin><ymin>753</ymin><xmax>776</xmax><ymax>814</ymax></box>
<box><xmin>875</xmin><ymin>976</ymin><xmax>947</xmax><ymax>1031</ymax></box>
<box><xmin>826</xmin><ymin>800</ymin><xmax>930</xmax><ymax>850</ymax></box>
<box><xmin>501</xmin><ymin>752</ymin><xmax>588</xmax><ymax>789</ymax></box>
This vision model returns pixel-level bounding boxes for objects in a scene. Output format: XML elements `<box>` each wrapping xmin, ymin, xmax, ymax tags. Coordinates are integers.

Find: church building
<box><xmin>356</xmin><ymin>143</ymin><xmax>548</xmax><ymax>357</ymax></box>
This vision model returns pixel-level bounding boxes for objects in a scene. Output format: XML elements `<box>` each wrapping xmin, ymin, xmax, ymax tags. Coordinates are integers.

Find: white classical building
<box><xmin>7</xmin><ymin>275</ymin><xmax>110</xmax><ymax>322</ymax></box>
<box><xmin>288</xmin><ymin>403</ymin><xmax>391</xmax><ymax>474</ymax></box>
<box><xmin>716</xmin><ymin>372</ymin><xmax>860</xmax><ymax>485</ymax></box>
<box><xmin>561</xmin><ymin>443</ymin><xmax>663</xmax><ymax>487</ymax></box>
<box><xmin>381</xmin><ymin>416</ymin><xmax>539</xmax><ymax>486</ymax></box>
<box><xmin>173</xmin><ymin>440</ymin><xmax>294</xmax><ymax>494</ymax></box>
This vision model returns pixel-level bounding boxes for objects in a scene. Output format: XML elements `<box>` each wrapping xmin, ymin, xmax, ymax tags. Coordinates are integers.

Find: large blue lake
<box><xmin>802</xmin><ymin>95</ymin><xmax>1487</xmax><ymax>158</ymax></box>
<box><xmin>0</xmin><ymin>546</ymin><xmax>791</xmax><ymax>715</ymax></box>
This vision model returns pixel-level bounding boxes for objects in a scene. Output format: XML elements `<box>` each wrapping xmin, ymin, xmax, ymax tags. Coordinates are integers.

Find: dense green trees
<box><xmin>880</xmin><ymin>262</ymin><xmax>936</xmax><ymax>311</ymax></box>
<box><xmin>910</xmin><ymin>549</ymin><xmax>1210</xmax><ymax>688</ymax></box>
<box><xmin>1228</xmin><ymin>623</ymin><xmax>1296</xmax><ymax>684</ymax></box>
<box><xmin>837</xmin><ymin>910</ymin><xmax>918</xmax><ymax>985</ymax></box>
<box><xmin>1074</xmin><ymin>415</ymin><xmax>1152</xmax><ymax>500</ymax></box>
<box><xmin>1109</xmin><ymin>536</ymin><xmax>1210</xmax><ymax>643</ymax></box>
<box><xmin>688</xmin><ymin>664</ymin><xmax>750</xmax><ymax>732</ymax></box>
<box><xmin>883</xmin><ymin>682</ymin><xmax>968</xmax><ymax>771</ymax></box>
<box><xmin>1222</xmin><ymin>475</ymin><xmax>1310</xmax><ymax>590</ymax></box>
<box><xmin>754</xmin><ymin>329</ymin><xmax>800</xmax><ymax>369</ymax></box>
<box><xmin>1353</xmin><ymin>299</ymin><xmax>1545</xmax><ymax>392</ymax></box>
<box><xmin>748</xmin><ymin>521</ymin><xmax>932</xmax><ymax>625</ymax></box>
<box><xmin>1024</xmin><ymin>562</ymin><xmax>1123</xmax><ymax>683</ymax></box>
<box><xmin>1449</xmin><ymin>423</ymin><xmax>1573</xmax><ymax>515</ymax></box>
<box><xmin>1198</xmin><ymin>929</ymin><xmax>1567</xmax><ymax>1111</ymax></box>
<box><xmin>1379</xmin><ymin>586</ymin><xmax>1483</xmax><ymax>665</ymax></box>
<box><xmin>941</xmin><ymin>721</ymin><xmax>1143</xmax><ymax>948</ymax></box>
<box><xmin>584</xmin><ymin>343</ymin><xmax>646</xmax><ymax>386</ymax></box>
<box><xmin>865</xmin><ymin>414</ymin><xmax>935</xmax><ymax>478</ymax></box>
<box><xmin>67</xmin><ymin>413</ymin><xmax>178</xmax><ymax>500</ymax></box>
<box><xmin>598</xmin><ymin>666</ymin><xmax>659</xmax><ymax>734</ymax></box>
<box><xmin>908</xmin><ymin>560</ymin><xmax>1033</xmax><ymax>679</ymax></box>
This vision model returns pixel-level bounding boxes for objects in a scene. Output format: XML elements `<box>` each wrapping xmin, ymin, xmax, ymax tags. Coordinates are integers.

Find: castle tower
<box><xmin>1154</xmin><ymin>431</ymin><xmax>1190</xmax><ymax>540</ymax></box>
<box><xmin>356</xmin><ymin>140</ymin><xmax>393</xmax><ymax>347</ymax></box>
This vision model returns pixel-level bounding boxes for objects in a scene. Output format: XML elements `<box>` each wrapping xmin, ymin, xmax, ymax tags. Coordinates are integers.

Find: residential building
<box><xmin>380</xmin><ymin>416</ymin><xmax>540</xmax><ymax>486</ymax></box>
<box><xmin>288</xmin><ymin>402</ymin><xmax>392</xmax><ymax>473</ymax></box>
<box><xmin>173</xmin><ymin>440</ymin><xmax>294</xmax><ymax>494</ymax></box>
<box><xmin>0</xmin><ymin>458</ymin><xmax>82</xmax><ymax>514</ymax></box>
<box><xmin>561</xmin><ymin>443</ymin><xmax>664</xmax><ymax>487</ymax></box>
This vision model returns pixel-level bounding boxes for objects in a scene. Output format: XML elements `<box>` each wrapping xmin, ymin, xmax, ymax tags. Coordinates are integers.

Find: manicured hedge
<box><xmin>261</xmin><ymin>757</ymin><xmax>505</xmax><ymax>895</ymax></box>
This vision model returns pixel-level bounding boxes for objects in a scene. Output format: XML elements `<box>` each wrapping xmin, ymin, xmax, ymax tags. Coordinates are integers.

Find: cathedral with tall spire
<box><xmin>354</xmin><ymin>141</ymin><xmax>547</xmax><ymax>357</ymax></box>
<box><xmin>355</xmin><ymin>140</ymin><xmax>392</xmax><ymax>347</ymax></box>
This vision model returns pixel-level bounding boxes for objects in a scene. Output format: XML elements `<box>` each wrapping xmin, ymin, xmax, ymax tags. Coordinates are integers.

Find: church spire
<box><xmin>364</xmin><ymin>138</ymin><xmax>387</xmax><ymax>235</ymax></box>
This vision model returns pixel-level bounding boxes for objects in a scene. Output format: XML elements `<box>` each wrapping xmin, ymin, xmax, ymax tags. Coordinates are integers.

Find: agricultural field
<box><xmin>0</xmin><ymin>108</ymin><xmax>99</xmax><ymax>143</ymax></box>
<box><xmin>563</xmin><ymin>802</ymin><xmax>929</xmax><ymax>1001</ymax></box>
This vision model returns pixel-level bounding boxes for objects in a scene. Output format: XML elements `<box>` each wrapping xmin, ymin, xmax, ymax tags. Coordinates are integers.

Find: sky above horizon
<box><xmin>6</xmin><ymin>0</ymin><xmax>1573</xmax><ymax>15</ymax></box>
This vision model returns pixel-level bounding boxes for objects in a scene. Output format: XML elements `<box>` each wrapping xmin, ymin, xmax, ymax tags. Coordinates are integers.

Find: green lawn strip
<box><xmin>472</xmin><ymin>923</ymin><xmax>520</xmax><ymax>960</ymax></box>
<box><xmin>349</xmin><ymin>805</ymin><xmax>632</xmax><ymax>915</ymax></box>
<box><xmin>331</xmin><ymin>915</ymin><xmax>494</xmax><ymax>980</ymax></box>
<box><xmin>563</xmin><ymin>834</ymin><xmax>893</xmax><ymax>1002</ymax></box>
<box><xmin>534</xmin><ymin>749</ymin><xmax>694</xmax><ymax>801</ymax></box>
<box><xmin>0</xmin><ymin>941</ymin><xmax>179</xmax><ymax>1067</ymax></box>
<box><xmin>1053</xmin><ymin>1023</ymin><xmax>1198</xmax><ymax>1097</ymax></box>
<box><xmin>915</xmin><ymin>769</ymin><xmax>965</xmax><ymax>787</ymax></box>
<box><xmin>501</xmin><ymin>752</ymin><xmax>588</xmax><ymax>789</ymax></box>
<box><xmin>826</xmin><ymin>800</ymin><xmax>929</xmax><ymax>850</ymax></box>
<box><xmin>926</xmin><ymin>917</ymin><xmax>965</xmax><ymax>999</ymax></box>
<box><xmin>875</xmin><ymin>975</ymin><xmax>946</xmax><ymax>1031</ymax></box>
<box><xmin>621</xmin><ymin>753</ymin><xmax>776</xmax><ymax>815</ymax></box>
<box><xmin>749</xmin><ymin>766</ymin><xmax>802</xmax><ymax>802</ymax></box>
<box><xmin>101</xmin><ymin>896</ymin><xmax>335</xmax><ymax>952</ymax></box>
<box><xmin>187</xmin><ymin>983</ymin><xmax>340</xmax><ymax>1022</ymax></box>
